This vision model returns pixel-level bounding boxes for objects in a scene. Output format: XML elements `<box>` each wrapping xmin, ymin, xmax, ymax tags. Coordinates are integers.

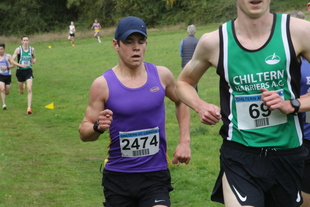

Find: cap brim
<box><xmin>119</xmin><ymin>29</ymin><xmax>147</xmax><ymax>42</ymax></box>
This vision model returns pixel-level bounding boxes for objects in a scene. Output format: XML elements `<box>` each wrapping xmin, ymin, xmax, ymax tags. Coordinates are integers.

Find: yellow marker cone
<box><xmin>48</xmin><ymin>46</ymin><xmax>52</xmax><ymax>49</ymax></box>
<box><xmin>45</xmin><ymin>102</ymin><xmax>54</xmax><ymax>109</ymax></box>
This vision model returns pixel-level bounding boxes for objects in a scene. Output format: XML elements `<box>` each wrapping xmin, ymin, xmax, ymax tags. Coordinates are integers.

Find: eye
<box><xmin>124</xmin><ymin>40</ymin><xmax>133</xmax><ymax>44</ymax></box>
<box><xmin>138</xmin><ymin>39</ymin><xmax>146</xmax><ymax>44</ymax></box>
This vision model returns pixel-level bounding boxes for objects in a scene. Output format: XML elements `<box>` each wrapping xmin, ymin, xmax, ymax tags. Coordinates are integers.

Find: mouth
<box><xmin>132</xmin><ymin>55</ymin><xmax>140</xmax><ymax>59</ymax></box>
<box><xmin>250</xmin><ymin>1</ymin><xmax>262</xmax><ymax>5</ymax></box>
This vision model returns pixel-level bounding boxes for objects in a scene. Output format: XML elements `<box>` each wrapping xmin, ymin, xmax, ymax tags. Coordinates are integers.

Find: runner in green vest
<box><xmin>176</xmin><ymin>0</ymin><xmax>310</xmax><ymax>206</ymax></box>
<box><xmin>12</xmin><ymin>36</ymin><xmax>36</xmax><ymax>114</ymax></box>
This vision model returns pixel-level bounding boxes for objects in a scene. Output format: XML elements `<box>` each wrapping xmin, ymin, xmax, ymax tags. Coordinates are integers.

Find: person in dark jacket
<box><xmin>180</xmin><ymin>24</ymin><xmax>199</xmax><ymax>91</ymax></box>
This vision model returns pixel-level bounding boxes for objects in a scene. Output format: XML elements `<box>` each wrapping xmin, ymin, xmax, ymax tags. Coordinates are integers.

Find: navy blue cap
<box><xmin>114</xmin><ymin>16</ymin><xmax>147</xmax><ymax>42</ymax></box>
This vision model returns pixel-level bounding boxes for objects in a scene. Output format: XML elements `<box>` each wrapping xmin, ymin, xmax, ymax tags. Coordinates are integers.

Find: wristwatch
<box><xmin>290</xmin><ymin>98</ymin><xmax>300</xmax><ymax>115</ymax></box>
<box><xmin>93</xmin><ymin>120</ymin><xmax>104</xmax><ymax>134</ymax></box>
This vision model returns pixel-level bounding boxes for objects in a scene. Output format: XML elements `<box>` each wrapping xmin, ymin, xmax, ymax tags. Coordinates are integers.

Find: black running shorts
<box><xmin>0</xmin><ymin>74</ymin><xmax>11</xmax><ymax>85</ymax></box>
<box><xmin>102</xmin><ymin>169</ymin><xmax>173</xmax><ymax>207</ymax></box>
<box><xmin>16</xmin><ymin>69</ymin><xmax>33</xmax><ymax>82</ymax></box>
<box><xmin>302</xmin><ymin>139</ymin><xmax>310</xmax><ymax>193</ymax></box>
<box><xmin>211</xmin><ymin>140</ymin><xmax>307</xmax><ymax>207</ymax></box>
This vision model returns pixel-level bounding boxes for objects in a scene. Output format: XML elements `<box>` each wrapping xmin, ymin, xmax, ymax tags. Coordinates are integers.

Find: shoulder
<box><xmin>14</xmin><ymin>47</ymin><xmax>21</xmax><ymax>54</ymax></box>
<box><xmin>178</xmin><ymin>29</ymin><xmax>220</xmax><ymax>69</ymax></box>
<box><xmin>156</xmin><ymin>65</ymin><xmax>175</xmax><ymax>87</ymax></box>
<box><xmin>6</xmin><ymin>53</ymin><xmax>12</xmax><ymax>59</ymax></box>
<box><xmin>289</xmin><ymin>17</ymin><xmax>310</xmax><ymax>57</ymax></box>
<box><xmin>156</xmin><ymin>65</ymin><xmax>172</xmax><ymax>75</ymax></box>
<box><xmin>92</xmin><ymin>75</ymin><xmax>107</xmax><ymax>87</ymax></box>
<box><xmin>90</xmin><ymin>75</ymin><xmax>108</xmax><ymax>99</ymax></box>
<box><xmin>198</xmin><ymin>30</ymin><xmax>220</xmax><ymax>49</ymax></box>
<box><xmin>289</xmin><ymin>17</ymin><xmax>310</xmax><ymax>35</ymax></box>
<box><xmin>195</xmin><ymin>30</ymin><xmax>220</xmax><ymax>62</ymax></box>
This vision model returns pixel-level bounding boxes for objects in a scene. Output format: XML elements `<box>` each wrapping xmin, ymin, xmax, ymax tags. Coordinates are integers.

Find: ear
<box><xmin>113</xmin><ymin>39</ymin><xmax>119</xmax><ymax>51</ymax></box>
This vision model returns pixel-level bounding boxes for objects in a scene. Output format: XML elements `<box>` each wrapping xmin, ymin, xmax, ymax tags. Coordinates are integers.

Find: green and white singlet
<box><xmin>18</xmin><ymin>46</ymin><xmax>32</xmax><ymax>70</ymax></box>
<box><xmin>217</xmin><ymin>13</ymin><xmax>302</xmax><ymax>149</ymax></box>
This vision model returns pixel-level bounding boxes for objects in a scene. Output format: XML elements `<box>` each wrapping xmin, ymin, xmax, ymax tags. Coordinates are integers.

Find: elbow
<box><xmin>80</xmin><ymin>136</ymin><xmax>88</xmax><ymax>142</ymax></box>
<box><xmin>79</xmin><ymin>132</ymin><xmax>87</xmax><ymax>142</ymax></box>
<box><xmin>79</xmin><ymin>135</ymin><xmax>97</xmax><ymax>142</ymax></box>
<box><xmin>78</xmin><ymin>127</ymin><xmax>88</xmax><ymax>142</ymax></box>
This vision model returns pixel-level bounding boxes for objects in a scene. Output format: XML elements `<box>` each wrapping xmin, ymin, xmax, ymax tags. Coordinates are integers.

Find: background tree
<box><xmin>0</xmin><ymin>0</ymin><xmax>306</xmax><ymax>36</ymax></box>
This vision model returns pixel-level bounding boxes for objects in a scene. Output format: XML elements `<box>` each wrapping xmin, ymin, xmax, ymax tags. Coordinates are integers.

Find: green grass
<box><xmin>0</xmin><ymin>23</ymin><xmax>224</xmax><ymax>207</ymax></box>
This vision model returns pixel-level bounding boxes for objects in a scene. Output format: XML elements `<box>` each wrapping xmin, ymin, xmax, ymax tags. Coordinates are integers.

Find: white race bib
<box><xmin>0</xmin><ymin>69</ymin><xmax>8</xmax><ymax>74</ymax></box>
<box><xmin>0</xmin><ymin>64</ymin><xmax>8</xmax><ymax>73</ymax></box>
<box><xmin>119</xmin><ymin>127</ymin><xmax>160</xmax><ymax>157</ymax></box>
<box><xmin>21</xmin><ymin>60</ymin><xmax>30</xmax><ymax>66</ymax></box>
<box><xmin>235</xmin><ymin>89</ymin><xmax>287</xmax><ymax>130</ymax></box>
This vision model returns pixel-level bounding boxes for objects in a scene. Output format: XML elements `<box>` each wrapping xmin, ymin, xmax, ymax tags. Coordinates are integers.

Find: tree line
<box><xmin>0</xmin><ymin>0</ymin><xmax>306</xmax><ymax>36</ymax></box>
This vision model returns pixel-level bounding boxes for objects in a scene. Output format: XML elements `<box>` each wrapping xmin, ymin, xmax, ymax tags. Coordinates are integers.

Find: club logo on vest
<box><xmin>265</xmin><ymin>53</ymin><xmax>281</xmax><ymax>65</ymax></box>
<box><xmin>150</xmin><ymin>86</ymin><xmax>160</xmax><ymax>92</ymax></box>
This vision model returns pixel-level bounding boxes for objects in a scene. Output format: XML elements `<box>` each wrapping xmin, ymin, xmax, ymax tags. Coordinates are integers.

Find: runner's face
<box><xmin>114</xmin><ymin>33</ymin><xmax>147</xmax><ymax>68</ymax></box>
<box><xmin>21</xmin><ymin>37</ymin><xmax>29</xmax><ymax>47</ymax></box>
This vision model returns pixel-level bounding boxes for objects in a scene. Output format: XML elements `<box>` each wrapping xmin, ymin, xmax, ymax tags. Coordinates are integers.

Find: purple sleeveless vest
<box><xmin>103</xmin><ymin>62</ymin><xmax>168</xmax><ymax>173</ymax></box>
<box><xmin>301</xmin><ymin>59</ymin><xmax>310</xmax><ymax>140</ymax></box>
<box><xmin>0</xmin><ymin>54</ymin><xmax>11</xmax><ymax>76</ymax></box>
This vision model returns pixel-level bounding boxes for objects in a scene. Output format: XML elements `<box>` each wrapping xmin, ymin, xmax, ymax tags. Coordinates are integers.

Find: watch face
<box><xmin>292</xmin><ymin>99</ymin><xmax>300</xmax><ymax>107</ymax></box>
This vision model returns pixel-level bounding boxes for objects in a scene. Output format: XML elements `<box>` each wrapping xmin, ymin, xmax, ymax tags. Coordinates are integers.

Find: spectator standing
<box><xmin>180</xmin><ymin>25</ymin><xmax>199</xmax><ymax>91</ymax></box>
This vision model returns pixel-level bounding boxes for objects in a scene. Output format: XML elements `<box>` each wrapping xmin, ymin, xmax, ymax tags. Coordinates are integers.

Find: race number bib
<box><xmin>0</xmin><ymin>69</ymin><xmax>8</xmax><ymax>74</ymax></box>
<box><xmin>235</xmin><ymin>90</ymin><xmax>287</xmax><ymax>130</ymax></box>
<box><xmin>0</xmin><ymin>64</ymin><xmax>8</xmax><ymax>73</ymax></box>
<box><xmin>119</xmin><ymin>127</ymin><xmax>160</xmax><ymax>157</ymax></box>
<box><xmin>21</xmin><ymin>60</ymin><xmax>30</xmax><ymax>66</ymax></box>
<box><xmin>306</xmin><ymin>111</ymin><xmax>310</xmax><ymax>124</ymax></box>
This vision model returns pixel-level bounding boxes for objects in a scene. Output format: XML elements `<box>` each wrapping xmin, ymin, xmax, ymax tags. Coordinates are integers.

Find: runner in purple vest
<box><xmin>79</xmin><ymin>16</ymin><xmax>191</xmax><ymax>207</ymax></box>
<box><xmin>291</xmin><ymin>10</ymin><xmax>310</xmax><ymax>207</ymax></box>
<box><xmin>0</xmin><ymin>43</ymin><xmax>26</xmax><ymax>110</ymax></box>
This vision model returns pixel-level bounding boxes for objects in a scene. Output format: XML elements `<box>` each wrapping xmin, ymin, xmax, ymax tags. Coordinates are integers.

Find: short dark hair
<box><xmin>21</xmin><ymin>35</ymin><xmax>29</xmax><ymax>40</ymax></box>
<box><xmin>0</xmin><ymin>43</ymin><xmax>5</xmax><ymax>49</ymax></box>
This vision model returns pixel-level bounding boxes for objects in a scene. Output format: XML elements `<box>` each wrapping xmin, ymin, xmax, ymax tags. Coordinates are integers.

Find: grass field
<box><xmin>0</xmin><ymin>23</ymin><xmax>224</xmax><ymax>207</ymax></box>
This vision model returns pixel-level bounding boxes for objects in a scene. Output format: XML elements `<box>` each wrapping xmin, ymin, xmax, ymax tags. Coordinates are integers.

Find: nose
<box><xmin>133</xmin><ymin>42</ymin><xmax>140</xmax><ymax>51</ymax></box>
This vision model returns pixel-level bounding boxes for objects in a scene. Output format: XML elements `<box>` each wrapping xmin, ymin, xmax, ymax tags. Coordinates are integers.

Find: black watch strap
<box><xmin>290</xmin><ymin>99</ymin><xmax>300</xmax><ymax>115</ymax></box>
<box><xmin>93</xmin><ymin>120</ymin><xmax>104</xmax><ymax>134</ymax></box>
